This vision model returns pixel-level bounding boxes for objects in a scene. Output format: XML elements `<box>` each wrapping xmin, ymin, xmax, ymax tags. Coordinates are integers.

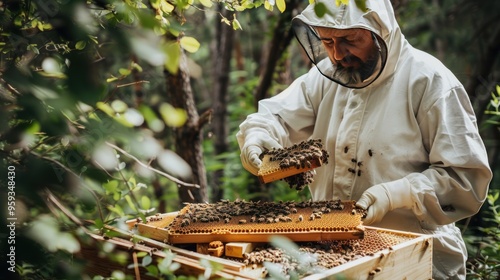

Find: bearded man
<box><xmin>237</xmin><ymin>0</ymin><xmax>492</xmax><ymax>279</ymax></box>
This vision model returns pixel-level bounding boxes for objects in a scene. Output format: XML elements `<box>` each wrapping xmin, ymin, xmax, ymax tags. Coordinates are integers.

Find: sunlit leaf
<box><xmin>159</xmin><ymin>103</ymin><xmax>187</xmax><ymax>127</ymax></box>
<box><xmin>179</xmin><ymin>36</ymin><xmax>200</xmax><ymax>53</ymax></box>
<box><xmin>199</xmin><ymin>0</ymin><xmax>213</xmax><ymax>8</ymax></box>
<box><xmin>264</xmin><ymin>0</ymin><xmax>273</xmax><ymax>11</ymax></box>
<box><xmin>160</xmin><ymin>0</ymin><xmax>175</xmax><ymax>13</ymax></box>
<box><xmin>111</xmin><ymin>100</ymin><xmax>128</xmax><ymax>113</ymax></box>
<box><xmin>75</xmin><ymin>41</ymin><xmax>86</xmax><ymax>50</ymax></box>
<box><xmin>232</xmin><ymin>18</ymin><xmax>242</xmax><ymax>30</ymax></box>
<box><xmin>141</xmin><ymin>196</ymin><xmax>151</xmax><ymax>210</ymax></box>
<box><xmin>118</xmin><ymin>68</ymin><xmax>131</xmax><ymax>76</ymax></box>
<box><xmin>96</xmin><ymin>102</ymin><xmax>115</xmax><ymax>117</ymax></box>
<box><xmin>276</xmin><ymin>0</ymin><xmax>286</xmax><ymax>12</ymax></box>
<box><xmin>164</xmin><ymin>42</ymin><xmax>180</xmax><ymax>74</ymax></box>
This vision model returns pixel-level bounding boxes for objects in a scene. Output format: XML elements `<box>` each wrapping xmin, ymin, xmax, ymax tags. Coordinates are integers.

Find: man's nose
<box><xmin>333</xmin><ymin>41</ymin><xmax>348</xmax><ymax>61</ymax></box>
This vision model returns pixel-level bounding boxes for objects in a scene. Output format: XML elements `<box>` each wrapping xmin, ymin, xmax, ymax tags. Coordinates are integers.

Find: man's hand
<box><xmin>240</xmin><ymin>128</ymin><xmax>282</xmax><ymax>175</ymax></box>
<box><xmin>355</xmin><ymin>178</ymin><xmax>412</xmax><ymax>225</ymax></box>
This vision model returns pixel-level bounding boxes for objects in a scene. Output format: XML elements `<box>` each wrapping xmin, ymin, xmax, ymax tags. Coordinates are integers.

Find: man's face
<box><xmin>316</xmin><ymin>27</ymin><xmax>379</xmax><ymax>83</ymax></box>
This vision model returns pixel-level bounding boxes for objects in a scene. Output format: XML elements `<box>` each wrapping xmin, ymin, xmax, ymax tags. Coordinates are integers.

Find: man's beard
<box><xmin>334</xmin><ymin>50</ymin><xmax>380</xmax><ymax>85</ymax></box>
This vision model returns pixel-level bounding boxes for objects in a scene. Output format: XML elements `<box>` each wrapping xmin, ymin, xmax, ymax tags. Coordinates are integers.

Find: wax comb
<box><xmin>257</xmin><ymin>139</ymin><xmax>329</xmax><ymax>185</ymax></box>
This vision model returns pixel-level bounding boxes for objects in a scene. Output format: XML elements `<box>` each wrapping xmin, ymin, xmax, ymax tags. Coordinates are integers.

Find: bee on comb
<box><xmin>257</xmin><ymin>139</ymin><xmax>329</xmax><ymax>190</ymax></box>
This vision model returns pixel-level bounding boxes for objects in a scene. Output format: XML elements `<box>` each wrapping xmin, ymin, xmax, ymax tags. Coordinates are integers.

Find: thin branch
<box><xmin>31</xmin><ymin>151</ymin><xmax>105</xmax><ymax>222</ymax></box>
<box><xmin>105</xmin><ymin>142</ymin><xmax>200</xmax><ymax>189</ymax></box>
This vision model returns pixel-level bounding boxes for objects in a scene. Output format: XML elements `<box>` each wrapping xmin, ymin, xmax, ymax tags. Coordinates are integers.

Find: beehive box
<box><xmin>129</xmin><ymin>200</ymin><xmax>365</xmax><ymax>244</ymax></box>
<box><xmin>123</xmin><ymin>220</ymin><xmax>432</xmax><ymax>279</ymax></box>
<box><xmin>125</xmin><ymin>200</ymin><xmax>432</xmax><ymax>279</ymax></box>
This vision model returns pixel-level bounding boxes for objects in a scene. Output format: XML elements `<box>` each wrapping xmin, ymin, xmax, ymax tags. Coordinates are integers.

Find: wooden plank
<box><xmin>225</xmin><ymin>242</ymin><xmax>258</xmax><ymax>258</ymax></box>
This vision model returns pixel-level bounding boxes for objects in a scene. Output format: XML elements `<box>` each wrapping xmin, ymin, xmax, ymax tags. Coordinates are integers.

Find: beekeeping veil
<box><xmin>292</xmin><ymin>0</ymin><xmax>392</xmax><ymax>88</ymax></box>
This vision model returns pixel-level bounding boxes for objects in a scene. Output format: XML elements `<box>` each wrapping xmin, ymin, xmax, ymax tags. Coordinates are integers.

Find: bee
<box><xmin>351</xmin><ymin>158</ymin><xmax>357</xmax><ymax>163</ymax></box>
<box><xmin>344</xmin><ymin>146</ymin><xmax>349</xmax><ymax>153</ymax></box>
<box><xmin>298</xmin><ymin>215</ymin><xmax>304</xmax><ymax>222</ymax></box>
<box><xmin>368</xmin><ymin>149</ymin><xmax>373</xmax><ymax>157</ymax></box>
<box><xmin>348</xmin><ymin>168</ymin><xmax>356</xmax><ymax>173</ymax></box>
<box><xmin>181</xmin><ymin>219</ymin><xmax>190</xmax><ymax>227</ymax></box>
<box><xmin>357</xmin><ymin>170</ymin><xmax>362</xmax><ymax>176</ymax></box>
<box><xmin>239</xmin><ymin>219</ymin><xmax>247</xmax><ymax>224</ymax></box>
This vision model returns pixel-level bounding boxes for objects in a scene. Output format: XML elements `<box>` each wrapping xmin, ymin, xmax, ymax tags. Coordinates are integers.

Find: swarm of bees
<box><xmin>259</xmin><ymin>139</ymin><xmax>329</xmax><ymax>191</ymax></box>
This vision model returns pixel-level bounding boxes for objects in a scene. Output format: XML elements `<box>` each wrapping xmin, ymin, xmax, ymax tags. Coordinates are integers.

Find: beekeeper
<box><xmin>236</xmin><ymin>0</ymin><xmax>492</xmax><ymax>278</ymax></box>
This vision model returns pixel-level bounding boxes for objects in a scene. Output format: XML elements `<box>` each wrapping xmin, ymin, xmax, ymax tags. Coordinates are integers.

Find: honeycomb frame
<box><xmin>257</xmin><ymin>139</ymin><xmax>329</xmax><ymax>185</ymax></box>
<box><xmin>164</xmin><ymin>200</ymin><xmax>365</xmax><ymax>244</ymax></box>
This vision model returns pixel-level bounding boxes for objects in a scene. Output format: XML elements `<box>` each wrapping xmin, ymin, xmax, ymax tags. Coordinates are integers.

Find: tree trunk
<box><xmin>164</xmin><ymin>50</ymin><xmax>209</xmax><ymax>206</ymax></box>
<box><xmin>253</xmin><ymin>0</ymin><xmax>303</xmax><ymax>107</ymax></box>
<box><xmin>210</xmin><ymin>5</ymin><xmax>235</xmax><ymax>203</ymax></box>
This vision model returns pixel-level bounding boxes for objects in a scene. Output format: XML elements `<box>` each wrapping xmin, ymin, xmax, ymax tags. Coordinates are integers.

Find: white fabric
<box><xmin>238</xmin><ymin>127</ymin><xmax>282</xmax><ymax>175</ymax></box>
<box><xmin>236</xmin><ymin>0</ymin><xmax>492</xmax><ymax>278</ymax></box>
<box><xmin>355</xmin><ymin>177</ymin><xmax>413</xmax><ymax>224</ymax></box>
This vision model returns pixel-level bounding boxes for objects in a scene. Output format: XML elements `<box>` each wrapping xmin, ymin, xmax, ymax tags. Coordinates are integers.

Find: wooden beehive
<box><xmin>129</xmin><ymin>200</ymin><xmax>365</xmax><ymax>244</ymax></box>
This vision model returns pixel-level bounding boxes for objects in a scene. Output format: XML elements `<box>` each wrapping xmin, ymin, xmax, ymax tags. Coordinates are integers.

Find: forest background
<box><xmin>0</xmin><ymin>0</ymin><xmax>499</xmax><ymax>279</ymax></box>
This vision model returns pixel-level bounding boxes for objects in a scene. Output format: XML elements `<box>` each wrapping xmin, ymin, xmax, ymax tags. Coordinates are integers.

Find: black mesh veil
<box><xmin>292</xmin><ymin>19</ymin><xmax>388</xmax><ymax>89</ymax></box>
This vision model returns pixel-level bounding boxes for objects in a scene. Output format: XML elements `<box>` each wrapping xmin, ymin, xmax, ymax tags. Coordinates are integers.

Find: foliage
<box><xmin>465</xmin><ymin>190</ymin><xmax>500</xmax><ymax>279</ymax></box>
<box><xmin>0</xmin><ymin>0</ymin><xmax>299</xmax><ymax>278</ymax></box>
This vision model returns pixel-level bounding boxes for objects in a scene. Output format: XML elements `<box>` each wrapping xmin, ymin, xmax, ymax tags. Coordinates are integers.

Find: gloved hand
<box><xmin>355</xmin><ymin>178</ymin><xmax>413</xmax><ymax>225</ymax></box>
<box><xmin>239</xmin><ymin>128</ymin><xmax>282</xmax><ymax>175</ymax></box>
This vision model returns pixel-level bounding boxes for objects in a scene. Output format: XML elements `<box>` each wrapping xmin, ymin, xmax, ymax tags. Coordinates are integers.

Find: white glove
<box><xmin>355</xmin><ymin>178</ymin><xmax>413</xmax><ymax>225</ymax></box>
<box><xmin>239</xmin><ymin>128</ymin><xmax>282</xmax><ymax>175</ymax></box>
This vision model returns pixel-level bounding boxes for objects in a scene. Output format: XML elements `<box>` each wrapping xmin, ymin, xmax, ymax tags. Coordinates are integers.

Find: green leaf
<box><xmin>159</xmin><ymin>103</ymin><xmax>187</xmax><ymax>127</ymax></box>
<box><xmin>137</xmin><ymin>252</ymin><xmax>148</xmax><ymax>257</ymax></box>
<box><xmin>164</xmin><ymin>42</ymin><xmax>180</xmax><ymax>74</ymax></box>
<box><xmin>125</xmin><ymin>194</ymin><xmax>137</xmax><ymax>211</ymax></box>
<box><xmin>75</xmin><ymin>41</ymin><xmax>86</xmax><ymax>50</ymax></box>
<box><xmin>276</xmin><ymin>0</ymin><xmax>286</xmax><ymax>13</ymax></box>
<box><xmin>199</xmin><ymin>0</ymin><xmax>213</xmax><ymax>8</ymax></box>
<box><xmin>314</xmin><ymin>2</ymin><xmax>327</xmax><ymax>17</ymax></box>
<box><xmin>103</xmin><ymin>180</ymin><xmax>119</xmax><ymax>194</ymax></box>
<box><xmin>232</xmin><ymin>16</ymin><xmax>242</xmax><ymax>30</ymax></box>
<box><xmin>142</xmin><ymin>255</ymin><xmax>152</xmax><ymax>266</ymax></box>
<box><xmin>141</xmin><ymin>196</ymin><xmax>151</xmax><ymax>210</ymax></box>
<box><xmin>354</xmin><ymin>0</ymin><xmax>368</xmax><ymax>12</ymax></box>
<box><xmin>179</xmin><ymin>36</ymin><xmax>200</xmax><ymax>53</ymax></box>
<box><xmin>118</xmin><ymin>68</ymin><xmax>131</xmax><ymax>76</ymax></box>
<box><xmin>108</xmin><ymin>204</ymin><xmax>125</xmax><ymax>216</ymax></box>
<box><xmin>96</xmin><ymin>102</ymin><xmax>115</xmax><ymax>117</ymax></box>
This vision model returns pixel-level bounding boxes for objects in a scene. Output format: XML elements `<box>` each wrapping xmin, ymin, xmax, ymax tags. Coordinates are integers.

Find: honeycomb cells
<box><xmin>241</xmin><ymin>228</ymin><xmax>415</xmax><ymax>275</ymax></box>
<box><xmin>258</xmin><ymin>139</ymin><xmax>329</xmax><ymax>191</ymax></box>
<box><xmin>167</xmin><ymin>200</ymin><xmax>363</xmax><ymax>237</ymax></box>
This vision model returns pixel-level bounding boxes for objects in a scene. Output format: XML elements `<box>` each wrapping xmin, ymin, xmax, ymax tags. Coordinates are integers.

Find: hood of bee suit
<box><xmin>292</xmin><ymin>0</ymin><xmax>403</xmax><ymax>89</ymax></box>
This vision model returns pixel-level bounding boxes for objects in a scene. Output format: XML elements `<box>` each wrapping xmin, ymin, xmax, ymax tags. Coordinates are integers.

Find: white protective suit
<box><xmin>236</xmin><ymin>0</ymin><xmax>492</xmax><ymax>279</ymax></box>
